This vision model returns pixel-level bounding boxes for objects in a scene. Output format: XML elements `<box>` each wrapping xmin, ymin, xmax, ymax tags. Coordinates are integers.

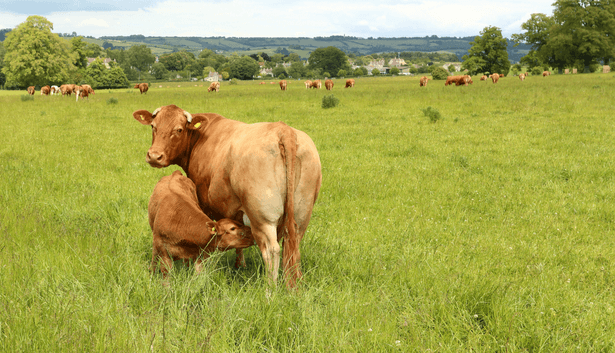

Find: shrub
<box><xmin>390</xmin><ymin>67</ymin><xmax>400</xmax><ymax>76</ymax></box>
<box><xmin>371</xmin><ymin>68</ymin><xmax>380</xmax><ymax>76</ymax></box>
<box><xmin>21</xmin><ymin>95</ymin><xmax>34</xmax><ymax>102</ymax></box>
<box><xmin>531</xmin><ymin>67</ymin><xmax>542</xmax><ymax>76</ymax></box>
<box><xmin>107</xmin><ymin>97</ymin><xmax>119</xmax><ymax>105</ymax></box>
<box><xmin>229</xmin><ymin>78</ymin><xmax>238</xmax><ymax>85</ymax></box>
<box><xmin>337</xmin><ymin>69</ymin><xmax>347</xmax><ymax>77</ymax></box>
<box><xmin>430</xmin><ymin>67</ymin><xmax>449</xmax><ymax>80</ymax></box>
<box><xmin>323</xmin><ymin>72</ymin><xmax>330</xmax><ymax>78</ymax></box>
<box><xmin>422</xmin><ymin>106</ymin><xmax>442</xmax><ymax>123</ymax></box>
<box><xmin>322</xmin><ymin>94</ymin><xmax>339</xmax><ymax>109</ymax></box>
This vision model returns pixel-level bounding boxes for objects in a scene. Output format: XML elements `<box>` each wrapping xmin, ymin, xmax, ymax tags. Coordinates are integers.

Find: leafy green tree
<box><xmin>221</xmin><ymin>71</ymin><xmax>230</xmax><ymax>80</ymax></box>
<box><xmin>337</xmin><ymin>69</ymin><xmax>347</xmax><ymax>77</ymax></box>
<box><xmin>286</xmin><ymin>53</ymin><xmax>302</xmax><ymax>62</ymax></box>
<box><xmin>159</xmin><ymin>50</ymin><xmax>195</xmax><ymax>72</ymax></box>
<box><xmin>202</xmin><ymin>66</ymin><xmax>215</xmax><ymax>75</ymax></box>
<box><xmin>105</xmin><ymin>66</ymin><xmax>130</xmax><ymax>88</ymax></box>
<box><xmin>272</xmin><ymin>65</ymin><xmax>287</xmax><ymax>78</ymax></box>
<box><xmin>2</xmin><ymin>16</ymin><xmax>73</xmax><ymax>87</ymax></box>
<box><xmin>0</xmin><ymin>41</ymin><xmax>6</xmax><ymax>86</ymax></box>
<box><xmin>448</xmin><ymin>65</ymin><xmax>456</xmax><ymax>73</ymax></box>
<box><xmin>151</xmin><ymin>62</ymin><xmax>168</xmax><ymax>80</ymax></box>
<box><xmin>390</xmin><ymin>67</ymin><xmax>400</xmax><ymax>75</ymax></box>
<box><xmin>360</xmin><ymin>67</ymin><xmax>368</xmax><ymax>76</ymax></box>
<box><xmin>354</xmin><ymin>68</ymin><xmax>364</xmax><ymax>76</ymax></box>
<box><xmin>85</xmin><ymin>42</ymin><xmax>104</xmax><ymax>58</ymax></box>
<box><xmin>371</xmin><ymin>68</ymin><xmax>380</xmax><ymax>76</ymax></box>
<box><xmin>85</xmin><ymin>58</ymin><xmax>129</xmax><ymax>88</ymax></box>
<box><xmin>127</xmin><ymin>44</ymin><xmax>155</xmax><ymax>73</ymax></box>
<box><xmin>70</xmin><ymin>37</ymin><xmax>89</xmax><ymax>69</ymax></box>
<box><xmin>308</xmin><ymin>47</ymin><xmax>351</xmax><ymax>77</ymax></box>
<box><xmin>288</xmin><ymin>61</ymin><xmax>307</xmax><ymax>78</ymax></box>
<box><xmin>430</xmin><ymin>67</ymin><xmax>449</xmax><ymax>80</ymax></box>
<box><xmin>462</xmin><ymin>26</ymin><xmax>510</xmax><ymax>75</ymax></box>
<box><xmin>229</xmin><ymin>56</ymin><xmax>259</xmax><ymax>80</ymax></box>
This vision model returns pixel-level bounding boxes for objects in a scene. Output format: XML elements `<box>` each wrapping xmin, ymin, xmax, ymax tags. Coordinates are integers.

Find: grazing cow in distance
<box><xmin>132</xmin><ymin>105</ymin><xmax>322</xmax><ymax>289</ymax></box>
<box><xmin>135</xmin><ymin>83</ymin><xmax>149</xmax><ymax>94</ymax></box>
<box><xmin>480</xmin><ymin>75</ymin><xmax>488</xmax><ymax>81</ymax></box>
<box><xmin>207</xmin><ymin>81</ymin><xmax>220</xmax><ymax>92</ymax></box>
<box><xmin>304</xmin><ymin>80</ymin><xmax>312</xmax><ymax>89</ymax></box>
<box><xmin>419</xmin><ymin>76</ymin><xmax>429</xmax><ymax>87</ymax></box>
<box><xmin>279</xmin><ymin>80</ymin><xmax>287</xmax><ymax>91</ymax></box>
<box><xmin>543</xmin><ymin>71</ymin><xmax>550</xmax><ymax>77</ymax></box>
<box><xmin>519</xmin><ymin>74</ymin><xmax>526</xmax><ymax>81</ymax></box>
<box><xmin>75</xmin><ymin>86</ymin><xmax>89</xmax><ymax>101</ymax></box>
<box><xmin>81</xmin><ymin>84</ymin><xmax>94</xmax><ymax>95</ymax></box>
<box><xmin>345</xmin><ymin>79</ymin><xmax>355</xmax><ymax>88</ymax></box>
<box><xmin>310</xmin><ymin>80</ymin><xmax>322</xmax><ymax>89</ymax></box>
<box><xmin>491</xmin><ymin>73</ymin><xmax>500</xmax><ymax>83</ymax></box>
<box><xmin>50</xmin><ymin>85</ymin><xmax>60</xmax><ymax>95</ymax></box>
<box><xmin>445</xmin><ymin>76</ymin><xmax>463</xmax><ymax>86</ymax></box>
<box><xmin>149</xmin><ymin>170</ymin><xmax>255</xmax><ymax>277</ymax></box>
<box><xmin>41</xmin><ymin>86</ymin><xmax>50</xmax><ymax>95</ymax></box>
<box><xmin>60</xmin><ymin>85</ymin><xmax>73</xmax><ymax>97</ymax></box>
<box><xmin>259</xmin><ymin>82</ymin><xmax>265</xmax><ymax>85</ymax></box>
<box><xmin>27</xmin><ymin>86</ymin><xmax>35</xmax><ymax>95</ymax></box>
<box><xmin>325</xmin><ymin>79</ymin><xmax>333</xmax><ymax>90</ymax></box>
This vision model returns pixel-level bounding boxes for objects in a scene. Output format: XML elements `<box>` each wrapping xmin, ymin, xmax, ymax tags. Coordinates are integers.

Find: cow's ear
<box><xmin>205</xmin><ymin>221</ymin><xmax>217</xmax><ymax>235</ymax></box>
<box><xmin>133</xmin><ymin>110</ymin><xmax>153</xmax><ymax>125</ymax></box>
<box><xmin>188</xmin><ymin>114</ymin><xmax>208</xmax><ymax>131</ymax></box>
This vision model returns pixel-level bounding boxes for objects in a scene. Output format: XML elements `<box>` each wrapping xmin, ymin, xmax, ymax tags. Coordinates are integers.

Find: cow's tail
<box><xmin>279</xmin><ymin>124</ymin><xmax>300</xmax><ymax>289</ymax></box>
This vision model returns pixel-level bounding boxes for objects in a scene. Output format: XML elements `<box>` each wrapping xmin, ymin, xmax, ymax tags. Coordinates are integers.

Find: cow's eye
<box><xmin>230</xmin><ymin>227</ymin><xmax>236</xmax><ymax>231</ymax></box>
<box><xmin>177</xmin><ymin>128</ymin><xmax>183</xmax><ymax>134</ymax></box>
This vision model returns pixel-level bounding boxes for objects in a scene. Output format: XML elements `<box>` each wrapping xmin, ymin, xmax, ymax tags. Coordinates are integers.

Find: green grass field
<box><xmin>1</xmin><ymin>74</ymin><xmax>614</xmax><ymax>351</ymax></box>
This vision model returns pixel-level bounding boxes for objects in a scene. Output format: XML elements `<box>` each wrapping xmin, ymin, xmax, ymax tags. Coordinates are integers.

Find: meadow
<box><xmin>1</xmin><ymin>73</ymin><xmax>614</xmax><ymax>352</ymax></box>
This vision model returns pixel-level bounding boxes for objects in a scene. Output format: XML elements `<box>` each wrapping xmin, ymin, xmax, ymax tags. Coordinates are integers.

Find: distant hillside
<box><xmin>98</xmin><ymin>35</ymin><xmax>532</xmax><ymax>63</ymax></box>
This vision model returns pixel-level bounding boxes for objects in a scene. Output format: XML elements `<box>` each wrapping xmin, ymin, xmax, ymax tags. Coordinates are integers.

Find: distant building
<box><xmin>205</xmin><ymin>71</ymin><xmax>222</xmax><ymax>82</ymax></box>
<box><xmin>388</xmin><ymin>58</ymin><xmax>407</xmax><ymax>67</ymax></box>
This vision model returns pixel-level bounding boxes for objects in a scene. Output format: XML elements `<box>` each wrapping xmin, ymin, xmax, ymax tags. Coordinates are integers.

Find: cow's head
<box><xmin>133</xmin><ymin>105</ymin><xmax>206</xmax><ymax>168</ymax></box>
<box><xmin>206</xmin><ymin>219</ymin><xmax>254</xmax><ymax>250</ymax></box>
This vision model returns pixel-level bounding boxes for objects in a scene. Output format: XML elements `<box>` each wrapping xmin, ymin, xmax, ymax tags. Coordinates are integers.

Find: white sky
<box><xmin>0</xmin><ymin>0</ymin><xmax>555</xmax><ymax>38</ymax></box>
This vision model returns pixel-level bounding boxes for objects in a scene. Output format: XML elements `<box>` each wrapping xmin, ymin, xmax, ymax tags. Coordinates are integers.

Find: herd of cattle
<box><xmin>27</xmin><ymin>84</ymin><xmax>95</xmax><ymax>101</ymax></box>
<box><xmin>253</xmin><ymin>79</ymin><xmax>356</xmax><ymax>91</ymax></box>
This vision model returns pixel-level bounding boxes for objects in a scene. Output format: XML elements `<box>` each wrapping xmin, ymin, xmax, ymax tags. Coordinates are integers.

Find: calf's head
<box><xmin>133</xmin><ymin>105</ymin><xmax>205</xmax><ymax>168</ymax></box>
<box><xmin>207</xmin><ymin>219</ymin><xmax>254</xmax><ymax>250</ymax></box>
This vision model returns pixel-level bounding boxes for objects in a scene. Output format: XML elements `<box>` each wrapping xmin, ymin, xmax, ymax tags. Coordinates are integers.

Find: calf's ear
<box><xmin>133</xmin><ymin>110</ymin><xmax>153</xmax><ymax>125</ymax></box>
<box><xmin>205</xmin><ymin>221</ymin><xmax>218</xmax><ymax>235</ymax></box>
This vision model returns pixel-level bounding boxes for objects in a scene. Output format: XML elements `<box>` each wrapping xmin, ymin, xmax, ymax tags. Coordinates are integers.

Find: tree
<box><xmin>308</xmin><ymin>47</ymin><xmax>351</xmax><ymax>77</ymax></box>
<box><xmin>85</xmin><ymin>58</ymin><xmax>129</xmax><ymax>88</ymax></box>
<box><xmin>448</xmin><ymin>65</ymin><xmax>456</xmax><ymax>73</ymax></box>
<box><xmin>0</xmin><ymin>41</ymin><xmax>6</xmax><ymax>86</ymax></box>
<box><xmin>127</xmin><ymin>44</ymin><xmax>155</xmax><ymax>73</ymax></box>
<box><xmin>462</xmin><ymin>26</ymin><xmax>511</xmax><ymax>75</ymax></box>
<box><xmin>70</xmin><ymin>37</ymin><xmax>89</xmax><ymax>69</ymax></box>
<box><xmin>85</xmin><ymin>42</ymin><xmax>104</xmax><ymax>58</ymax></box>
<box><xmin>337</xmin><ymin>69</ymin><xmax>347</xmax><ymax>77</ymax></box>
<box><xmin>272</xmin><ymin>65</ymin><xmax>287</xmax><ymax>78</ymax></box>
<box><xmin>151</xmin><ymin>62</ymin><xmax>168</xmax><ymax>80</ymax></box>
<box><xmin>102</xmin><ymin>41</ymin><xmax>114</xmax><ymax>50</ymax></box>
<box><xmin>390</xmin><ymin>67</ymin><xmax>400</xmax><ymax>75</ymax></box>
<box><xmin>353</xmin><ymin>67</ymin><xmax>364</xmax><ymax>76</ymax></box>
<box><xmin>2</xmin><ymin>16</ymin><xmax>73</xmax><ymax>87</ymax></box>
<box><xmin>430</xmin><ymin>67</ymin><xmax>449</xmax><ymax>80</ymax></box>
<box><xmin>286</xmin><ymin>53</ymin><xmax>301</xmax><ymax>62</ymax></box>
<box><xmin>229</xmin><ymin>56</ymin><xmax>259</xmax><ymax>80</ymax></box>
<box><xmin>371</xmin><ymin>68</ymin><xmax>380</xmax><ymax>76</ymax></box>
<box><xmin>288</xmin><ymin>61</ymin><xmax>307</xmax><ymax>78</ymax></box>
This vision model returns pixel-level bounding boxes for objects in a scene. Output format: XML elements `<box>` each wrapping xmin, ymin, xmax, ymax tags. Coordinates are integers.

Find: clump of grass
<box><xmin>592</xmin><ymin>85</ymin><xmax>600</xmax><ymax>89</ymax></box>
<box><xmin>228</xmin><ymin>79</ymin><xmax>238</xmax><ymax>85</ymax></box>
<box><xmin>107</xmin><ymin>97</ymin><xmax>119</xmax><ymax>105</ymax></box>
<box><xmin>422</xmin><ymin>106</ymin><xmax>442</xmax><ymax>123</ymax></box>
<box><xmin>21</xmin><ymin>95</ymin><xmax>34</xmax><ymax>102</ymax></box>
<box><xmin>322</xmin><ymin>94</ymin><xmax>339</xmax><ymax>109</ymax></box>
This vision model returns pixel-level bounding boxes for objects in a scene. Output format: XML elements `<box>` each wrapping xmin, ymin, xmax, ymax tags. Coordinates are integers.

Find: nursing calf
<box><xmin>149</xmin><ymin>171</ymin><xmax>255</xmax><ymax>276</ymax></box>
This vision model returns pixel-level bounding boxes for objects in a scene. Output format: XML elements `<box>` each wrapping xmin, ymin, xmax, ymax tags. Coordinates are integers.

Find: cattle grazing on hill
<box><xmin>543</xmin><ymin>71</ymin><xmax>550</xmax><ymax>77</ymax></box>
<box><xmin>60</xmin><ymin>85</ymin><xmax>72</xmax><ymax>96</ymax></box>
<box><xmin>491</xmin><ymin>73</ymin><xmax>500</xmax><ymax>83</ymax></box>
<box><xmin>279</xmin><ymin>80</ymin><xmax>287</xmax><ymax>91</ymax></box>
<box><xmin>27</xmin><ymin>86</ymin><xmax>35</xmax><ymax>95</ymax></box>
<box><xmin>325</xmin><ymin>79</ymin><xmax>334</xmax><ymax>90</ymax></box>
<box><xmin>40</xmin><ymin>86</ymin><xmax>50</xmax><ymax>96</ymax></box>
<box><xmin>445</xmin><ymin>76</ymin><xmax>462</xmax><ymax>86</ymax></box>
<box><xmin>445</xmin><ymin>75</ymin><xmax>472</xmax><ymax>86</ymax></box>
<box><xmin>419</xmin><ymin>76</ymin><xmax>429</xmax><ymax>87</ymax></box>
<box><xmin>304</xmin><ymin>80</ymin><xmax>312</xmax><ymax>89</ymax></box>
<box><xmin>133</xmin><ymin>105</ymin><xmax>322</xmax><ymax>288</ymax></box>
<box><xmin>310</xmin><ymin>80</ymin><xmax>322</xmax><ymax>89</ymax></box>
<box><xmin>135</xmin><ymin>83</ymin><xmax>149</xmax><ymax>94</ymax></box>
<box><xmin>345</xmin><ymin>79</ymin><xmax>355</xmax><ymax>88</ymax></box>
<box><xmin>519</xmin><ymin>74</ymin><xmax>526</xmax><ymax>81</ymax></box>
<box><xmin>148</xmin><ymin>170</ymin><xmax>255</xmax><ymax>276</ymax></box>
<box><xmin>207</xmin><ymin>81</ymin><xmax>220</xmax><ymax>92</ymax></box>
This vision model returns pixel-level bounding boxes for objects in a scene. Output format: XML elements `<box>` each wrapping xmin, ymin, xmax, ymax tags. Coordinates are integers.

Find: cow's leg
<box><xmin>252</xmin><ymin>223</ymin><xmax>280</xmax><ymax>284</ymax></box>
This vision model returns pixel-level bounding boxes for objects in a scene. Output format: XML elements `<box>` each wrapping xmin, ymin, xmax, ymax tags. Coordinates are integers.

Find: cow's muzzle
<box><xmin>146</xmin><ymin>150</ymin><xmax>167</xmax><ymax>168</ymax></box>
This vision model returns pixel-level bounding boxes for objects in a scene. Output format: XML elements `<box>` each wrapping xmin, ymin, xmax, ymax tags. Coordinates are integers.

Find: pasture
<box><xmin>1</xmin><ymin>74</ymin><xmax>614</xmax><ymax>351</ymax></box>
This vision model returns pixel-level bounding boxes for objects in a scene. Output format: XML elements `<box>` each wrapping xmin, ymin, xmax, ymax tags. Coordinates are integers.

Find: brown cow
<box><xmin>207</xmin><ymin>81</ymin><xmax>220</xmax><ymax>92</ymax></box>
<box><xmin>519</xmin><ymin>74</ymin><xmax>526</xmax><ymax>81</ymax></box>
<box><xmin>325</xmin><ymin>79</ymin><xmax>334</xmax><ymax>90</ymax></box>
<box><xmin>149</xmin><ymin>170</ymin><xmax>255</xmax><ymax>277</ymax></box>
<box><xmin>279</xmin><ymin>80</ymin><xmax>287</xmax><ymax>91</ymax></box>
<box><xmin>480</xmin><ymin>75</ymin><xmax>488</xmax><ymax>81</ymax></box>
<box><xmin>310</xmin><ymin>80</ymin><xmax>322</xmax><ymax>89</ymax></box>
<box><xmin>259</xmin><ymin>81</ymin><xmax>266</xmax><ymax>85</ymax></box>
<box><xmin>345</xmin><ymin>79</ymin><xmax>355</xmax><ymax>88</ymax></box>
<box><xmin>456</xmin><ymin>75</ymin><xmax>473</xmax><ymax>86</ymax></box>
<box><xmin>41</xmin><ymin>86</ymin><xmax>51</xmax><ymax>95</ymax></box>
<box><xmin>27</xmin><ymin>86</ymin><xmax>35</xmax><ymax>95</ymax></box>
<box><xmin>419</xmin><ymin>76</ymin><xmax>429</xmax><ymax>87</ymax></box>
<box><xmin>491</xmin><ymin>73</ymin><xmax>500</xmax><ymax>83</ymax></box>
<box><xmin>50</xmin><ymin>85</ymin><xmax>60</xmax><ymax>95</ymax></box>
<box><xmin>445</xmin><ymin>75</ymin><xmax>463</xmax><ymax>86</ymax></box>
<box><xmin>81</xmin><ymin>84</ymin><xmax>94</xmax><ymax>95</ymax></box>
<box><xmin>60</xmin><ymin>85</ymin><xmax>72</xmax><ymax>96</ymax></box>
<box><xmin>75</xmin><ymin>86</ymin><xmax>89</xmax><ymax>101</ymax></box>
<box><xmin>304</xmin><ymin>80</ymin><xmax>312</xmax><ymax>89</ymax></box>
<box><xmin>133</xmin><ymin>105</ymin><xmax>322</xmax><ymax>288</ymax></box>
<box><xmin>542</xmin><ymin>71</ymin><xmax>550</xmax><ymax>77</ymax></box>
<box><xmin>135</xmin><ymin>83</ymin><xmax>149</xmax><ymax>94</ymax></box>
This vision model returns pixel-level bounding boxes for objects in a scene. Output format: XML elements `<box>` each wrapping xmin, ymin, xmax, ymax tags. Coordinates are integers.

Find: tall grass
<box><xmin>1</xmin><ymin>74</ymin><xmax>614</xmax><ymax>351</ymax></box>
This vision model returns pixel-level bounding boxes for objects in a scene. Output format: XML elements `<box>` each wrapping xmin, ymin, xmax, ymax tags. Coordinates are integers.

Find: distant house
<box><xmin>388</xmin><ymin>58</ymin><xmax>407</xmax><ymax>67</ymax></box>
<box><xmin>259</xmin><ymin>68</ymin><xmax>274</xmax><ymax>77</ymax></box>
<box><xmin>443</xmin><ymin>62</ymin><xmax>462</xmax><ymax>72</ymax></box>
<box><xmin>205</xmin><ymin>71</ymin><xmax>222</xmax><ymax>82</ymax></box>
<box><xmin>86</xmin><ymin>58</ymin><xmax>115</xmax><ymax>69</ymax></box>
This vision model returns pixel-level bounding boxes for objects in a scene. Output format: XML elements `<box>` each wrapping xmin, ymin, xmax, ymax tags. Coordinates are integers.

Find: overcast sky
<box><xmin>0</xmin><ymin>0</ymin><xmax>554</xmax><ymax>38</ymax></box>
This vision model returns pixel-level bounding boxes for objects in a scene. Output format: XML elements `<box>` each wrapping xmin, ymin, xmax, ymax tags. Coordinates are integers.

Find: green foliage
<box><xmin>70</xmin><ymin>37</ymin><xmax>89</xmax><ymax>69</ymax></box>
<box><xmin>371</xmin><ymin>68</ymin><xmax>380</xmax><ymax>76</ymax></box>
<box><xmin>448</xmin><ymin>65</ymin><xmax>456</xmax><ymax>73</ymax></box>
<box><xmin>159</xmin><ymin>50</ymin><xmax>196</xmax><ymax>72</ymax></box>
<box><xmin>462</xmin><ymin>26</ymin><xmax>511</xmax><ymax>76</ymax></box>
<box><xmin>84</xmin><ymin>42</ymin><xmax>104</xmax><ymax>58</ymax></box>
<box><xmin>221</xmin><ymin>71</ymin><xmax>230</xmax><ymax>80</ymax></box>
<box><xmin>430</xmin><ymin>67</ymin><xmax>449</xmax><ymax>80</ymax></box>
<box><xmin>106</xmin><ymin>97</ymin><xmax>118</xmax><ymax>104</ymax></box>
<box><xmin>531</xmin><ymin>67</ymin><xmax>543</xmax><ymax>75</ymax></box>
<box><xmin>390</xmin><ymin>67</ymin><xmax>400</xmax><ymax>75</ymax></box>
<box><xmin>151</xmin><ymin>62</ymin><xmax>168</xmax><ymax>80</ymax></box>
<box><xmin>127</xmin><ymin>45</ymin><xmax>155</xmax><ymax>73</ymax></box>
<box><xmin>20</xmin><ymin>94</ymin><xmax>34</xmax><ymax>101</ymax></box>
<box><xmin>308</xmin><ymin>47</ymin><xmax>351</xmax><ymax>78</ymax></box>
<box><xmin>272</xmin><ymin>65</ymin><xmax>287</xmax><ymax>78</ymax></box>
<box><xmin>421</xmin><ymin>106</ymin><xmax>442</xmax><ymax>123</ymax></box>
<box><xmin>2</xmin><ymin>16</ymin><xmax>73</xmax><ymax>87</ymax></box>
<box><xmin>321</xmin><ymin>94</ymin><xmax>339</xmax><ymax>108</ymax></box>
<box><xmin>322</xmin><ymin>72</ymin><xmax>330</xmax><ymax>78</ymax></box>
<box><xmin>229</xmin><ymin>56</ymin><xmax>259</xmax><ymax>80</ymax></box>
<box><xmin>337</xmin><ymin>69</ymin><xmax>347</xmax><ymax>77</ymax></box>
<box><xmin>288</xmin><ymin>62</ymin><xmax>307</xmax><ymax>78</ymax></box>
<box><xmin>85</xmin><ymin>58</ymin><xmax>129</xmax><ymax>89</ymax></box>
<box><xmin>228</xmin><ymin>78</ymin><xmax>238</xmax><ymax>85</ymax></box>
<box><xmin>353</xmin><ymin>67</ymin><xmax>364</xmax><ymax>76</ymax></box>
